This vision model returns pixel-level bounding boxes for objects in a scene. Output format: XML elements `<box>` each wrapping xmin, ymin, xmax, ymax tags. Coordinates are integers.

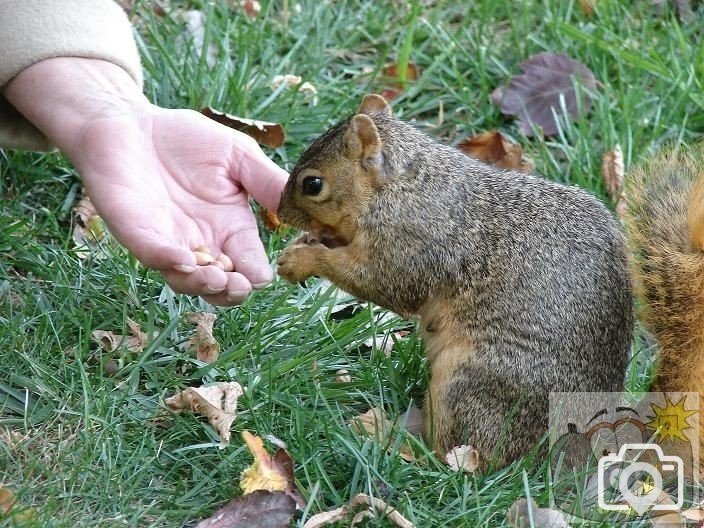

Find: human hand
<box><xmin>4</xmin><ymin>58</ymin><xmax>288</xmax><ymax>305</ymax></box>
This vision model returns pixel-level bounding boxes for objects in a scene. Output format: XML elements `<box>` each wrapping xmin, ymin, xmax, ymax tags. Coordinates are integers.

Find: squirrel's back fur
<box><xmin>626</xmin><ymin>148</ymin><xmax>704</xmax><ymax>455</ymax></box>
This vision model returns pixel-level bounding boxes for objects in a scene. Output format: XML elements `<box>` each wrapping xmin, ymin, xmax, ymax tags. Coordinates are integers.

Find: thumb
<box><xmin>234</xmin><ymin>136</ymin><xmax>289</xmax><ymax>211</ymax></box>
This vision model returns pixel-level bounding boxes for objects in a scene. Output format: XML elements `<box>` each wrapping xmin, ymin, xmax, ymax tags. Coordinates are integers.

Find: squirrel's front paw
<box><xmin>277</xmin><ymin>243</ymin><xmax>323</xmax><ymax>284</ymax></box>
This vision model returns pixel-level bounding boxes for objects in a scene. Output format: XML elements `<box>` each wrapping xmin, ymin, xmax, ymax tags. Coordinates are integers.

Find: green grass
<box><xmin>1</xmin><ymin>0</ymin><xmax>703</xmax><ymax>526</ymax></box>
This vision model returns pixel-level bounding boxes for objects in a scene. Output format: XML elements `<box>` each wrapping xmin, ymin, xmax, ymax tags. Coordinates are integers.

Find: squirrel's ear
<box><xmin>343</xmin><ymin>114</ymin><xmax>382</xmax><ymax>162</ymax></box>
<box><xmin>357</xmin><ymin>94</ymin><xmax>392</xmax><ymax>117</ymax></box>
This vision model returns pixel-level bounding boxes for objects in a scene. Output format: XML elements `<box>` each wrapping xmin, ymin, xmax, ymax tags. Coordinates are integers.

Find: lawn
<box><xmin>1</xmin><ymin>1</ymin><xmax>703</xmax><ymax>526</ymax></box>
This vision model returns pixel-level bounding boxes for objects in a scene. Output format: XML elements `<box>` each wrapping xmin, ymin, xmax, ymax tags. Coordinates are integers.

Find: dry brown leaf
<box><xmin>303</xmin><ymin>493</ymin><xmax>414</xmax><ymax>528</ymax></box>
<box><xmin>260</xmin><ymin>208</ymin><xmax>286</xmax><ymax>231</ymax></box>
<box><xmin>457</xmin><ymin>131</ymin><xmax>534</xmax><ymax>172</ymax></box>
<box><xmin>578</xmin><ymin>0</ymin><xmax>596</xmax><ymax>15</ymax></box>
<box><xmin>602</xmin><ymin>144</ymin><xmax>626</xmax><ymax>217</ymax></box>
<box><xmin>195</xmin><ymin>490</ymin><xmax>295</xmax><ymax>528</ymax></box>
<box><xmin>239</xmin><ymin>431</ymin><xmax>289</xmax><ymax>494</ymax></box>
<box><xmin>0</xmin><ymin>485</ymin><xmax>36</xmax><ymax>522</ymax></box>
<box><xmin>445</xmin><ymin>445</ymin><xmax>480</xmax><ymax>473</ymax></box>
<box><xmin>238</xmin><ymin>0</ymin><xmax>261</xmax><ymax>19</ymax></box>
<box><xmin>201</xmin><ymin>107</ymin><xmax>285</xmax><ymax>148</ymax></box>
<box><xmin>72</xmin><ymin>192</ymin><xmax>110</xmax><ymax>258</ymax></box>
<box><xmin>186</xmin><ymin>312</ymin><xmax>220</xmax><ymax>363</ymax></box>
<box><xmin>91</xmin><ymin>318</ymin><xmax>150</xmax><ymax>354</ymax></box>
<box><xmin>381</xmin><ymin>63</ymin><xmax>419</xmax><ymax>101</ymax></box>
<box><xmin>349</xmin><ymin>408</ymin><xmax>415</xmax><ymax>462</ymax></box>
<box><xmin>165</xmin><ymin>382</ymin><xmax>243</xmax><ymax>444</ymax></box>
<box><xmin>492</xmin><ymin>52</ymin><xmax>597</xmax><ymax>136</ymax></box>
<box><xmin>239</xmin><ymin>431</ymin><xmax>306</xmax><ymax>507</ymax></box>
<box><xmin>506</xmin><ymin>498</ymin><xmax>571</xmax><ymax>528</ymax></box>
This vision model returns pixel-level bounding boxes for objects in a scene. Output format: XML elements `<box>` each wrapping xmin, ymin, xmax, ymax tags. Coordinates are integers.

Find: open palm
<box><xmin>72</xmin><ymin>107</ymin><xmax>288</xmax><ymax>305</ymax></box>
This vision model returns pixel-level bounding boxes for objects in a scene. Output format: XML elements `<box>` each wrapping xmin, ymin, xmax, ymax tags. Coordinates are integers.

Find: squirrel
<box><xmin>625</xmin><ymin>148</ymin><xmax>704</xmax><ymax>463</ymax></box>
<box><xmin>276</xmin><ymin>94</ymin><xmax>634</xmax><ymax>470</ymax></box>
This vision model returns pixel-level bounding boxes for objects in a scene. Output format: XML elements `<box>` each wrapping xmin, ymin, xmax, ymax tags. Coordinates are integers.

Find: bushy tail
<box><xmin>625</xmin><ymin>147</ymin><xmax>704</xmax><ymax>460</ymax></box>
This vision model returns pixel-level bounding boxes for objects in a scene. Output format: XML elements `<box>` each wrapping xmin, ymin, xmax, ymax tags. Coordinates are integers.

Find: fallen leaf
<box><xmin>260</xmin><ymin>208</ymin><xmax>286</xmax><ymax>231</ymax></box>
<box><xmin>186</xmin><ymin>312</ymin><xmax>220</xmax><ymax>363</ymax></box>
<box><xmin>492</xmin><ymin>52</ymin><xmax>597</xmax><ymax>136</ymax></box>
<box><xmin>0</xmin><ymin>485</ymin><xmax>36</xmax><ymax>523</ymax></box>
<box><xmin>335</xmin><ymin>369</ymin><xmax>352</xmax><ymax>383</ymax></box>
<box><xmin>349</xmin><ymin>408</ymin><xmax>415</xmax><ymax>462</ymax></box>
<box><xmin>240</xmin><ymin>430</ymin><xmax>288</xmax><ymax>493</ymax></box>
<box><xmin>165</xmin><ymin>382</ymin><xmax>243</xmax><ymax>444</ymax></box>
<box><xmin>445</xmin><ymin>445</ymin><xmax>480</xmax><ymax>473</ymax></box>
<box><xmin>269</xmin><ymin>74</ymin><xmax>319</xmax><ymax>105</ymax></box>
<box><xmin>303</xmin><ymin>493</ymin><xmax>414</xmax><ymax>528</ymax></box>
<box><xmin>180</xmin><ymin>10</ymin><xmax>217</xmax><ymax>68</ymax></box>
<box><xmin>195</xmin><ymin>490</ymin><xmax>295</xmax><ymax>528</ymax></box>
<box><xmin>506</xmin><ymin>498</ymin><xmax>571</xmax><ymax>528</ymax></box>
<box><xmin>457</xmin><ymin>131</ymin><xmax>534</xmax><ymax>172</ymax></box>
<box><xmin>201</xmin><ymin>108</ymin><xmax>285</xmax><ymax>148</ymax></box>
<box><xmin>381</xmin><ymin>62</ymin><xmax>419</xmax><ymax>101</ymax></box>
<box><xmin>362</xmin><ymin>330</ymin><xmax>408</xmax><ymax>356</ymax></box>
<box><xmin>91</xmin><ymin>318</ymin><xmax>150</xmax><ymax>354</ymax></box>
<box><xmin>602</xmin><ymin>144</ymin><xmax>626</xmax><ymax>217</ymax></box>
<box><xmin>578</xmin><ymin>0</ymin><xmax>596</xmax><ymax>15</ymax></box>
<box><xmin>237</xmin><ymin>0</ymin><xmax>261</xmax><ymax>19</ymax></box>
<box><xmin>72</xmin><ymin>192</ymin><xmax>111</xmax><ymax>258</ymax></box>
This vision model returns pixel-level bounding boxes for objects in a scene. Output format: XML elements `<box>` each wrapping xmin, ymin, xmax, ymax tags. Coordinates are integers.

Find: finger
<box><xmin>162</xmin><ymin>265</ymin><xmax>228</xmax><ymax>296</ymax></box>
<box><xmin>110</xmin><ymin>228</ymin><xmax>198</xmax><ymax>272</ymax></box>
<box><xmin>222</xmin><ymin>226</ymin><xmax>274</xmax><ymax>289</ymax></box>
<box><xmin>199</xmin><ymin>272</ymin><xmax>253</xmax><ymax>306</ymax></box>
<box><xmin>233</xmin><ymin>134</ymin><xmax>289</xmax><ymax>211</ymax></box>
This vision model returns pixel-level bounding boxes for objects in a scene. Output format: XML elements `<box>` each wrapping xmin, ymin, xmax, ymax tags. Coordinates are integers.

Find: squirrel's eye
<box><xmin>302</xmin><ymin>176</ymin><xmax>323</xmax><ymax>196</ymax></box>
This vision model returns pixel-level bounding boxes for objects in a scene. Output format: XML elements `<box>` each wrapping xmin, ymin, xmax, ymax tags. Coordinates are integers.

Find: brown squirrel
<box><xmin>276</xmin><ymin>94</ymin><xmax>633</xmax><ymax>469</ymax></box>
<box><xmin>625</xmin><ymin>148</ymin><xmax>704</xmax><ymax>462</ymax></box>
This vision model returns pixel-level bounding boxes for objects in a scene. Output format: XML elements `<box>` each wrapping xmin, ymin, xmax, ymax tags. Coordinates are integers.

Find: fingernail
<box><xmin>252</xmin><ymin>281</ymin><xmax>271</xmax><ymax>290</ymax></box>
<box><xmin>205</xmin><ymin>285</ymin><xmax>223</xmax><ymax>295</ymax></box>
<box><xmin>226</xmin><ymin>290</ymin><xmax>249</xmax><ymax>303</ymax></box>
<box><xmin>174</xmin><ymin>265</ymin><xmax>196</xmax><ymax>273</ymax></box>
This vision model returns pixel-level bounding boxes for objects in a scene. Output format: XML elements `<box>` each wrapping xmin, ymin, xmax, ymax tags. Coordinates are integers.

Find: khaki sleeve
<box><xmin>0</xmin><ymin>0</ymin><xmax>143</xmax><ymax>151</ymax></box>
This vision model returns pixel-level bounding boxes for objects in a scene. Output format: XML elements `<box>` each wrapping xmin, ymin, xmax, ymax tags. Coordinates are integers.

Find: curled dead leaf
<box><xmin>239</xmin><ymin>431</ymin><xmax>306</xmax><ymax>507</ymax></box>
<box><xmin>238</xmin><ymin>0</ymin><xmax>261</xmax><ymax>19</ymax></box>
<box><xmin>303</xmin><ymin>493</ymin><xmax>414</xmax><ymax>528</ymax></box>
<box><xmin>335</xmin><ymin>369</ymin><xmax>352</xmax><ymax>383</ymax></box>
<box><xmin>91</xmin><ymin>318</ymin><xmax>151</xmax><ymax>354</ymax></box>
<box><xmin>72</xmin><ymin>192</ymin><xmax>111</xmax><ymax>258</ymax></box>
<box><xmin>349</xmin><ymin>408</ymin><xmax>416</xmax><ymax>462</ymax></box>
<box><xmin>380</xmin><ymin>62</ymin><xmax>419</xmax><ymax>101</ymax></box>
<box><xmin>186</xmin><ymin>312</ymin><xmax>220</xmax><ymax>363</ymax></box>
<box><xmin>602</xmin><ymin>144</ymin><xmax>626</xmax><ymax>217</ymax></box>
<box><xmin>269</xmin><ymin>75</ymin><xmax>319</xmax><ymax>105</ymax></box>
<box><xmin>195</xmin><ymin>490</ymin><xmax>295</xmax><ymax>528</ymax></box>
<box><xmin>457</xmin><ymin>131</ymin><xmax>534</xmax><ymax>172</ymax></box>
<box><xmin>445</xmin><ymin>445</ymin><xmax>480</xmax><ymax>473</ymax></box>
<box><xmin>506</xmin><ymin>498</ymin><xmax>570</xmax><ymax>528</ymax></box>
<box><xmin>165</xmin><ymin>382</ymin><xmax>243</xmax><ymax>444</ymax></box>
<box><xmin>201</xmin><ymin>107</ymin><xmax>285</xmax><ymax>148</ymax></box>
<box><xmin>492</xmin><ymin>52</ymin><xmax>597</xmax><ymax>137</ymax></box>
